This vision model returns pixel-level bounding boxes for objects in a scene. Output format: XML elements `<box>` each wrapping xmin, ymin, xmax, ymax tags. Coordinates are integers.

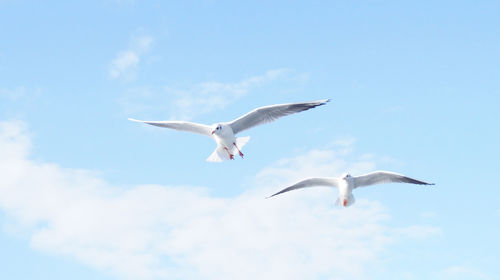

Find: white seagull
<box><xmin>129</xmin><ymin>99</ymin><xmax>329</xmax><ymax>162</ymax></box>
<box><xmin>267</xmin><ymin>171</ymin><xmax>434</xmax><ymax>207</ymax></box>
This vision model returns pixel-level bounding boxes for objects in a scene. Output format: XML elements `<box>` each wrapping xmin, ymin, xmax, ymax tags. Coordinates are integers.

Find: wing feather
<box><xmin>267</xmin><ymin>177</ymin><xmax>338</xmax><ymax>198</ymax></box>
<box><xmin>354</xmin><ymin>171</ymin><xmax>434</xmax><ymax>188</ymax></box>
<box><xmin>229</xmin><ymin>99</ymin><xmax>329</xmax><ymax>135</ymax></box>
<box><xmin>128</xmin><ymin>118</ymin><xmax>211</xmax><ymax>136</ymax></box>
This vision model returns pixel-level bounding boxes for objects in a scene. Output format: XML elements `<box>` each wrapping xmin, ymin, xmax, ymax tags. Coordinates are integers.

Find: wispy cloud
<box><xmin>119</xmin><ymin>69</ymin><xmax>292</xmax><ymax>120</ymax></box>
<box><xmin>171</xmin><ymin>69</ymin><xmax>289</xmax><ymax>119</ymax></box>
<box><xmin>0</xmin><ymin>121</ymin><xmax>440</xmax><ymax>280</ymax></box>
<box><xmin>109</xmin><ymin>35</ymin><xmax>153</xmax><ymax>81</ymax></box>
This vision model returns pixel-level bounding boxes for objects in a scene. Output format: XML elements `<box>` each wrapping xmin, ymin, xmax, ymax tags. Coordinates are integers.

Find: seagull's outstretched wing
<box><xmin>228</xmin><ymin>99</ymin><xmax>329</xmax><ymax>135</ymax></box>
<box><xmin>128</xmin><ymin>118</ymin><xmax>212</xmax><ymax>136</ymax></box>
<box><xmin>353</xmin><ymin>171</ymin><xmax>434</xmax><ymax>188</ymax></box>
<box><xmin>267</xmin><ymin>177</ymin><xmax>338</xmax><ymax>198</ymax></box>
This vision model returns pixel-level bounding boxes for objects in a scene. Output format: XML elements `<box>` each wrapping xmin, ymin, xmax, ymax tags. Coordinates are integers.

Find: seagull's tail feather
<box><xmin>235</xmin><ymin>136</ymin><xmax>250</xmax><ymax>149</ymax></box>
<box><xmin>230</xmin><ymin>136</ymin><xmax>250</xmax><ymax>156</ymax></box>
<box><xmin>206</xmin><ymin>137</ymin><xmax>250</xmax><ymax>162</ymax></box>
<box><xmin>206</xmin><ymin>147</ymin><xmax>229</xmax><ymax>162</ymax></box>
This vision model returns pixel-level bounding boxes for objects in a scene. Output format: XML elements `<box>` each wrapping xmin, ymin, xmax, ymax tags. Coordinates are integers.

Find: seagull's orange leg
<box><xmin>224</xmin><ymin>147</ymin><xmax>234</xmax><ymax>160</ymax></box>
<box><xmin>233</xmin><ymin>143</ymin><xmax>244</xmax><ymax>158</ymax></box>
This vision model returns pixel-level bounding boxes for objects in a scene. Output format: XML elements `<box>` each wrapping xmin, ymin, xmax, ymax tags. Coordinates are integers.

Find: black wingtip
<box><xmin>319</xmin><ymin>99</ymin><xmax>330</xmax><ymax>105</ymax></box>
<box><xmin>309</xmin><ymin>99</ymin><xmax>330</xmax><ymax>108</ymax></box>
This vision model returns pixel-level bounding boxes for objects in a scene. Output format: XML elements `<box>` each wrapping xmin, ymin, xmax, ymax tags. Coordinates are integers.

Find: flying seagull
<box><xmin>267</xmin><ymin>171</ymin><xmax>434</xmax><ymax>207</ymax></box>
<box><xmin>129</xmin><ymin>99</ymin><xmax>329</xmax><ymax>162</ymax></box>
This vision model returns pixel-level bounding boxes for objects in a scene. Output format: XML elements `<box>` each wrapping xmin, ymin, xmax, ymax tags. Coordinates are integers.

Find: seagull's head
<box><xmin>341</xmin><ymin>172</ymin><xmax>352</xmax><ymax>181</ymax></box>
<box><xmin>211</xmin><ymin>124</ymin><xmax>223</xmax><ymax>135</ymax></box>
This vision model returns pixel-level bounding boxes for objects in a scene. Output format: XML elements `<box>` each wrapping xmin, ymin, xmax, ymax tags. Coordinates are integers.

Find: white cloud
<box><xmin>119</xmin><ymin>69</ymin><xmax>292</xmax><ymax>120</ymax></box>
<box><xmin>171</xmin><ymin>69</ymin><xmax>289</xmax><ymax>119</ymax></box>
<box><xmin>109</xmin><ymin>35</ymin><xmax>153</xmax><ymax>81</ymax></box>
<box><xmin>0</xmin><ymin>121</ymin><xmax>440</xmax><ymax>280</ymax></box>
<box><xmin>109</xmin><ymin>51</ymin><xmax>139</xmax><ymax>79</ymax></box>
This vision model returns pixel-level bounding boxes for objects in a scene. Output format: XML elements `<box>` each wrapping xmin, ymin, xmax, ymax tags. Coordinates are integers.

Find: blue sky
<box><xmin>0</xmin><ymin>1</ymin><xmax>499</xmax><ymax>279</ymax></box>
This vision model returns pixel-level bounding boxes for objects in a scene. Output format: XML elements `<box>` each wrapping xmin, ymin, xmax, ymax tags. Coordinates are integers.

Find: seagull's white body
<box><xmin>206</xmin><ymin>123</ymin><xmax>250</xmax><ymax>162</ymax></box>
<box><xmin>268</xmin><ymin>171</ymin><xmax>434</xmax><ymax>207</ymax></box>
<box><xmin>129</xmin><ymin>99</ymin><xmax>329</xmax><ymax>162</ymax></box>
<box><xmin>212</xmin><ymin>124</ymin><xmax>237</xmax><ymax>152</ymax></box>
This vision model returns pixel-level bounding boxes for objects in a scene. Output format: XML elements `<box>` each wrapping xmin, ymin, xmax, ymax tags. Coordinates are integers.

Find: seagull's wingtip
<box><xmin>309</xmin><ymin>99</ymin><xmax>330</xmax><ymax>107</ymax></box>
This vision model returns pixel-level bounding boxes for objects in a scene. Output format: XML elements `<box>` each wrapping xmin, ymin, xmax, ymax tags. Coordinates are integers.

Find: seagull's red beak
<box><xmin>343</xmin><ymin>199</ymin><xmax>348</xmax><ymax>207</ymax></box>
<box><xmin>211</xmin><ymin>130</ymin><xmax>215</xmax><ymax>135</ymax></box>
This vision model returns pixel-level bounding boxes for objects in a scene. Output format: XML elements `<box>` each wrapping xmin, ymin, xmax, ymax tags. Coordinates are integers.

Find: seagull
<box><xmin>129</xmin><ymin>99</ymin><xmax>329</xmax><ymax>162</ymax></box>
<box><xmin>267</xmin><ymin>171</ymin><xmax>434</xmax><ymax>207</ymax></box>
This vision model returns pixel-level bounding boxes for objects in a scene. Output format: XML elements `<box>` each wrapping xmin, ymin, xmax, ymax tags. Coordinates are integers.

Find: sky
<box><xmin>0</xmin><ymin>0</ymin><xmax>499</xmax><ymax>279</ymax></box>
